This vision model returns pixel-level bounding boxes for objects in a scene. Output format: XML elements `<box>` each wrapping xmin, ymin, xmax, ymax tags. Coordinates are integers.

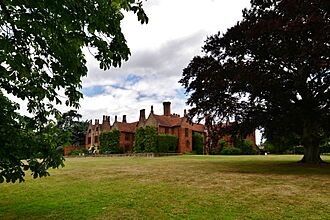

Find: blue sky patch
<box><xmin>126</xmin><ymin>74</ymin><xmax>142</xmax><ymax>85</ymax></box>
<box><xmin>175</xmin><ymin>88</ymin><xmax>187</xmax><ymax>99</ymax></box>
<box><xmin>82</xmin><ymin>86</ymin><xmax>105</xmax><ymax>97</ymax></box>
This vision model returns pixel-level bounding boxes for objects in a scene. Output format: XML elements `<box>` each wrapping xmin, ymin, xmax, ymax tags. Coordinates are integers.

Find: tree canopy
<box><xmin>180</xmin><ymin>0</ymin><xmax>329</xmax><ymax>163</ymax></box>
<box><xmin>57</xmin><ymin>110</ymin><xmax>90</xmax><ymax>146</ymax></box>
<box><xmin>0</xmin><ymin>0</ymin><xmax>148</xmax><ymax>182</ymax></box>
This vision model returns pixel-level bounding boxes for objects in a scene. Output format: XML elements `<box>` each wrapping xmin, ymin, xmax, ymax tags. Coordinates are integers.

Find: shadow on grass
<box><xmin>196</xmin><ymin>156</ymin><xmax>330</xmax><ymax>176</ymax></box>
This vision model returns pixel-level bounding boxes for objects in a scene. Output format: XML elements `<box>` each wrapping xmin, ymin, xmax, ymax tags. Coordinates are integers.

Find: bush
<box><xmin>220</xmin><ymin>147</ymin><xmax>241</xmax><ymax>155</ymax></box>
<box><xmin>234</xmin><ymin>138</ymin><xmax>256</xmax><ymax>155</ymax></box>
<box><xmin>99</xmin><ymin>129</ymin><xmax>122</xmax><ymax>154</ymax></box>
<box><xmin>158</xmin><ymin>134</ymin><xmax>178</xmax><ymax>153</ymax></box>
<box><xmin>133</xmin><ymin>126</ymin><xmax>158</xmax><ymax>153</ymax></box>
<box><xmin>68</xmin><ymin>148</ymin><xmax>87</xmax><ymax>156</ymax></box>
<box><xmin>320</xmin><ymin>141</ymin><xmax>330</xmax><ymax>154</ymax></box>
<box><xmin>240</xmin><ymin>140</ymin><xmax>256</xmax><ymax>155</ymax></box>
<box><xmin>192</xmin><ymin>133</ymin><xmax>204</xmax><ymax>154</ymax></box>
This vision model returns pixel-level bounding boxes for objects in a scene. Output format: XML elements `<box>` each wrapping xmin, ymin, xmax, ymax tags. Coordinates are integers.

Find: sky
<box><xmin>79</xmin><ymin>0</ymin><xmax>252</xmax><ymax>126</ymax></box>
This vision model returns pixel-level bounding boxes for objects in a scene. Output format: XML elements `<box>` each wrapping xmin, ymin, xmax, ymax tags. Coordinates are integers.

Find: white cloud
<box><xmin>79</xmin><ymin>0</ymin><xmax>252</xmax><ymax>123</ymax></box>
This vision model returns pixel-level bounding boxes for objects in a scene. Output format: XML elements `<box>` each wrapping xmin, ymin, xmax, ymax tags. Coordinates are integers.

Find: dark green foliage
<box><xmin>220</xmin><ymin>147</ymin><xmax>241</xmax><ymax>155</ymax></box>
<box><xmin>158</xmin><ymin>135</ymin><xmax>178</xmax><ymax>153</ymax></box>
<box><xmin>99</xmin><ymin>129</ymin><xmax>121</xmax><ymax>154</ymax></box>
<box><xmin>320</xmin><ymin>144</ymin><xmax>330</xmax><ymax>154</ymax></box>
<box><xmin>133</xmin><ymin>126</ymin><xmax>158</xmax><ymax>153</ymax></box>
<box><xmin>57</xmin><ymin>110</ymin><xmax>90</xmax><ymax>146</ymax></box>
<box><xmin>180</xmin><ymin>0</ymin><xmax>330</xmax><ymax>163</ymax></box>
<box><xmin>68</xmin><ymin>148</ymin><xmax>88</xmax><ymax>156</ymax></box>
<box><xmin>234</xmin><ymin>139</ymin><xmax>256</xmax><ymax>155</ymax></box>
<box><xmin>192</xmin><ymin>133</ymin><xmax>204</xmax><ymax>154</ymax></box>
<box><xmin>0</xmin><ymin>0</ymin><xmax>148</xmax><ymax>182</ymax></box>
<box><xmin>0</xmin><ymin>95</ymin><xmax>65</xmax><ymax>183</ymax></box>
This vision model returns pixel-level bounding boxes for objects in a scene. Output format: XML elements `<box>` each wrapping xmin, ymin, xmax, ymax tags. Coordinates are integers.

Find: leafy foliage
<box><xmin>99</xmin><ymin>129</ymin><xmax>121</xmax><ymax>154</ymax></box>
<box><xmin>220</xmin><ymin>147</ymin><xmax>241</xmax><ymax>155</ymax></box>
<box><xmin>192</xmin><ymin>133</ymin><xmax>204</xmax><ymax>154</ymax></box>
<box><xmin>158</xmin><ymin>134</ymin><xmax>178</xmax><ymax>153</ymax></box>
<box><xmin>0</xmin><ymin>0</ymin><xmax>148</xmax><ymax>182</ymax></box>
<box><xmin>0</xmin><ymin>95</ymin><xmax>65</xmax><ymax>183</ymax></box>
<box><xmin>68</xmin><ymin>148</ymin><xmax>88</xmax><ymax>156</ymax></box>
<box><xmin>133</xmin><ymin>126</ymin><xmax>158</xmax><ymax>153</ymax></box>
<box><xmin>57</xmin><ymin>110</ymin><xmax>89</xmax><ymax>146</ymax></box>
<box><xmin>180</xmin><ymin>0</ymin><xmax>330</xmax><ymax>163</ymax></box>
<box><xmin>234</xmin><ymin>139</ymin><xmax>256</xmax><ymax>155</ymax></box>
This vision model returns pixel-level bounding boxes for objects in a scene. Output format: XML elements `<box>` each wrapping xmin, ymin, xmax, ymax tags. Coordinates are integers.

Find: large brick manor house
<box><xmin>85</xmin><ymin>102</ymin><xmax>256</xmax><ymax>153</ymax></box>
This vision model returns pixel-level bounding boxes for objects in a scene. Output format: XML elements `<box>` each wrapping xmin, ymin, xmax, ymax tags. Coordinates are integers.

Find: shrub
<box><xmin>320</xmin><ymin>141</ymin><xmax>330</xmax><ymax>154</ymax></box>
<box><xmin>218</xmin><ymin>139</ymin><xmax>228</xmax><ymax>149</ymax></box>
<box><xmin>133</xmin><ymin>126</ymin><xmax>158</xmax><ymax>153</ymax></box>
<box><xmin>68</xmin><ymin>148</ymin><xmax>87</xmax><ymax>156</ymax></box>
<box><xmin>192</xmin><ymin>133</ymin><xmax>204</xmax><ymax>154</ymax></box>
<box><xmin>220</xmin><ymin>147</ymin><xmax>241</xmax><ymax>155</ymax></box>
<box><xmin>158</xmin><ymin>134</ymin><xmax>178</xmax><ymax>153</ymax></box>
<box><xmin>99</xmin><ymin>129</ymin><xmax>121</xmax><ymax>154</ymax></box>
<box><xmin>240</xmin><ymin>140</ymin><xmax>256</xmax><ymax>155</ymax></box>
<box><xmin>234</xmin><ymin>138</ymin><xmax>256</xmax><ymax>155</ymax></box>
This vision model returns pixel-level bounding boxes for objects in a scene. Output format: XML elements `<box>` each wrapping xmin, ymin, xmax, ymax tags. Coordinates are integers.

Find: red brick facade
<box><xmin>85</xmin><ymin>101</ymin><xmax>256</xmax><ymax>153</ymax></box>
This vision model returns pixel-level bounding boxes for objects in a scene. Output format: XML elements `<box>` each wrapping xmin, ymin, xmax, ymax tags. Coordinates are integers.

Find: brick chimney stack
<box><xmin>95</xmin><ymin>119</ymin><xmax>99</xmax><ymax>124</ymax></box>
<box><xmin>139</xmin><ymin>109</ymin><xmax>146</xmax><ymax>121</ymax></box>
<box><xmin>115</xmin><ymin>115</ymin><xmax>117</xmax><ymax>122</ymax></box>
<box><xmin>122</xmin><ymin>115</ymin><xmax>127</xmax><ymax>123</ymax></box>
<box><xmin>163</xmin><ymin>102</ymin><xmax>171</xmax><ymax>116</ymax></box>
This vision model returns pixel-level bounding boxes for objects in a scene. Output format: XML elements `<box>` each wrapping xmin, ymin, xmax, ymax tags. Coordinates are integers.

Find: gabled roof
<box><xmin>153</xmin><ymin>114</ymin><xmax>182</xmax><ymax>127</ymax></box>
<box><xmin>152</xmin><ymin>114</ymin><xmax>205</xmax><ymax>132</ymax></box>
<box><xmin>190</xmin><ymin>123</ymin><xmax>205</xmax><ymax>133</ymax></box>
<box><xmin>113</xmin><ymin>122</ymin><xmax>138</xmax><ymax>133</ymax></box>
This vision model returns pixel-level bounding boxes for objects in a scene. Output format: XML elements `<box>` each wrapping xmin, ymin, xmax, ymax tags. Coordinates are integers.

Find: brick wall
<box><xmin>64</xmin><ymin>146</ymin><xmax>81</xmax><ymax>156</ymax></box>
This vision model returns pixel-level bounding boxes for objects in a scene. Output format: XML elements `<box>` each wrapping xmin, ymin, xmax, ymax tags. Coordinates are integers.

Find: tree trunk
<box><xmin>300</xmin><ymin>121</ymin><xmax>323</xmax><ymax>164</ymax></box>
<box><xmin>300</xmin><ymin>143</ymin><xmax>323</xmax><ymax>163</ymax></box>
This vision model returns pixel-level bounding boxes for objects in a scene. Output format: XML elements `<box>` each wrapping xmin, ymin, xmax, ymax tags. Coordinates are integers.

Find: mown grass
<box><xmin>1</xmin><ymin>155</ymin><xmax>330</xmax><ymax>219</ymax></box>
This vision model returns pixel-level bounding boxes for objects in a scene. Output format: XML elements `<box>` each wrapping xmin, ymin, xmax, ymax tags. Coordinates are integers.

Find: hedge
<box><xmin>99</xmin><ymin>129</ymin><xmax>121</xmax><ymax>154</ymax></box>
<box><xmin>158</xmin><ymin>134</ymin><xmax>178</xmax><ymax>153</ymax></box>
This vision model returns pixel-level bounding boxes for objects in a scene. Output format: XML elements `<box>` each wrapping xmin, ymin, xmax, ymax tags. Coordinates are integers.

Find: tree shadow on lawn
<box><xmin>204</xmin><ymin>157</ymin><xmax>330</xmax><ymax>176</ymax></box>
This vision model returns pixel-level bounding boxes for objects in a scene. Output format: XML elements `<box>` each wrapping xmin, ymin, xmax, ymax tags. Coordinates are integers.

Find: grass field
<box><xmin>1</xmin><ymin>155</ymin><xmax>330</xmax><ymax>219</ymax></box>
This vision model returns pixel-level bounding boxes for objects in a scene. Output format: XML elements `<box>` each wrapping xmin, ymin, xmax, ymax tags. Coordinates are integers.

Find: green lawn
<box><xmin>1</xmin><ymin>155</ymin><xmax>330</xmax><ymax>219</ymax></box>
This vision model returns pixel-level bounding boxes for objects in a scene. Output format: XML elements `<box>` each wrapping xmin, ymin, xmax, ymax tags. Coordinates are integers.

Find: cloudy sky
<box><xmin>79</xmin><ymin>0</ymin><xmax>251</xmax><ymax>125</ymax></box>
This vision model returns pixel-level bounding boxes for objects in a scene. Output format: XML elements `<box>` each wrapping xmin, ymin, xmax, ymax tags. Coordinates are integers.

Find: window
<box><xmin>165</xmin><ymin>127</ymin><xmax>169</xmax><ymax>134</ymax></box>
<box><xmin>88</xmin><ymin>137</ymin><xmax>91</xmax><ymax>144</ymax></box>
<box><xmin>186</xmin><ymin>140</ymin><xmax>190</xmax><ymax>148</ymax></box>
<box><xmin>185</xmin><ymin>128</ymin><xmax>189</xmax><ymax>137</ymax></box>
<box><xmin>96</xmin><ymin>127</ymin><xmax>99</xmax><ymax>131</ymax></box>
<box><xmin>94</xmin><ymin>136</ymin><xmax>98</xmax><ymax>143</ymax></box>
<box><xmin>88</xmin><ymin>129</ymin><xmax>91</xmax><ymax>133</ymax></box>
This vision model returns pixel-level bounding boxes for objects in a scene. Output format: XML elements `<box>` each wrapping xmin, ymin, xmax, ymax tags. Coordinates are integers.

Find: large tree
<box><xmin>0</xmin><ymin>0</ymin><xmax>148</xmax><ymax>182</ymax></box>
<box><xmin>180</xmin><ymin>0</ymin><xmax>329</xmax><ymax>163</ymax></box>
<box><xmin>57</xmin><ymin>110</ymin><xmax>90</xmax><ymax>146</ymax></box>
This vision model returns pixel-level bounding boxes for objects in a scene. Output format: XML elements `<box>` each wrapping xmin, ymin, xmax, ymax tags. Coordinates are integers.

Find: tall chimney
<box><xmin>115</xmin><ymin>115</ymin><xmax>117</xmax><ymax>122</ymax></box>
<box><xmin>184</xmin><ymin>109</ymin><xmax>187</xmax><ymax>117</ymax></box>
<box><xmin>95</xmin><ymin>119</ymin><xmax>99</xmax><ymax>124</ymax></box>
<box><xmin>139</xmin><ymin>109</ymin><xmax>146</xmax><ymax>121</ymax></box>
<box><xmin>122</xmin><ymin>115</ymin><xmax>127</xmax><ymax>123</ymax></box>
<box><xmin>163</xmin><ymin>101</ymin><xmax>171</xmax><ymax>116</ymax></box>
<box><xmin>151</xmin><ymin>105</ymin><xmax>154</xmax><ymax>114</ymax></box>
